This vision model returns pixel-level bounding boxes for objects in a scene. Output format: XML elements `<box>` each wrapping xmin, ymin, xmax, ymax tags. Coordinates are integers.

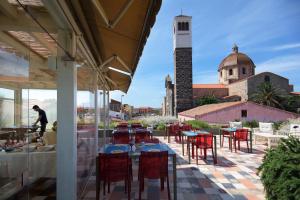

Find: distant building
<box><xmin>178</xmin><ymin>101</ymin><xmax>299</xmax><ymax>124</ymax></box>
<box><xmin>110</xmin><ymin>99</ymin><xmax>121</xmax><ymax>112</ymax></box>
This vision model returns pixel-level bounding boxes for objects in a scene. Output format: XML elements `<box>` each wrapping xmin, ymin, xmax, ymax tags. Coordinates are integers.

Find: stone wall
<box><xmin>174</xmin><ymin>48</ymin><xmax>193</xmax><ymax>114</ymax></box>
<box><xmin>193</xmin><ymin>88</ymin><xmax>229</xmax><ymax>99</ymax></box>
<box><xmin>227</xmin><ymin>79</ymin><xmax>248</xmax><ymax>100</ymax></box>
<box><xmin>247</xmin><ymin>72</ymin><xmax>291</xmax><ymax>97</ymax></box>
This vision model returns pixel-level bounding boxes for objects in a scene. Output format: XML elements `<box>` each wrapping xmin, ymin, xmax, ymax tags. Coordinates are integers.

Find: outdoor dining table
<box><xmin>97</xmin><ymin>142</ymin><xmax>178</xmax><ymax>200</ymax></box>
<box><xmin>219</xmin><ymin>127</ymin><xmax>253</xmax><ymax>153</ymax></box>
<box><xmin>181</xmin><ymin>131</ymin><xmax>217</xmax><ymax>164</ymax></box>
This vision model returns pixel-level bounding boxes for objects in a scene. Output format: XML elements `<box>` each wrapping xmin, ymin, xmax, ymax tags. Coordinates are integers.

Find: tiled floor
<box><xmin>82</xmin><ymin>137</ymin><xmax>266</xmax><ymax>200</ymax></box>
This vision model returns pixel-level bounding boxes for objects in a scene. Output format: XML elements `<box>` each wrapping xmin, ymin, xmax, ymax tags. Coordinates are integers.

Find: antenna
<box><xmin>181</xmin><ymin>8</ymin><xmax>183</xmax><ymax>15</ymax></box>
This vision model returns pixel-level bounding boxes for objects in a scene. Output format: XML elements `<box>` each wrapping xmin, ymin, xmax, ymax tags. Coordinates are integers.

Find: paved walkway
<box><xmin>82</xmin><ymin>136</ymin><xmax>266</xmax><ymax>200</ymax></box>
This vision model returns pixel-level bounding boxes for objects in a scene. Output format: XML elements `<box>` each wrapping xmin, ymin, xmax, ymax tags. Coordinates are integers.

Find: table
<box><xmin>220</xmin><ymin>128</ymin><xmax>253</xmax><ymax>153</ymax></box>
<box><xmin>0</xmin><ymin>150</ymin><xmax>56</xmax><ymax>178</ymax></box>
<box><xmin>181</xmin><ymin>131</ymin><xmax>217</xmax><ymax>164</ymax></box>
<box><xmin>97</xmin><ymin>143</ymin><xmax>177</xmax><ymax>200</ymax></box>
<box><xmin>253</xmin><ymin>132</ymin><xmax>287</xmax><ymax>147</ymax></box>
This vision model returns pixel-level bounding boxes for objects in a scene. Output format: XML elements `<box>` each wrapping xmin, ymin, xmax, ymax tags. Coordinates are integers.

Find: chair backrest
<box><xmin>113</xmin><ymin>132</ymin><xmax>130</xmax><ymax>144</ymax></box>
<box><xmin>99</xmin><ymin>152</ymin><xmax>130</xmax><ymax>182</ymax></box>
<box><xmin>43</xmin><ymin>131</ymin><xmax>56</xmax><ymax>145</ymax></box>
<box><xmin>139</xmin><ymin>151</ymin><xmax>168</xmax><ymax>179</ymax></box>
<box><xmin>235</xmin><ymin>129</ymin><xmax>248</xmax><ymax>140</ymax></box>
<box><xmin>116</xmin><ymin>123</ymin><xmax>128</xmax><ymax>129</ymax></box>
<box><xmin>259</xmin><ymin>122</ymin><xmax>274</xmax><ymax>133</ymax></box>
<box><xmin>196</xmin><ymin>133</ymin><xmax>213</xmax><ymax>148</ymax></box>
<box><xmin>135</xmin><ymin>131</ymin><xmax>151</xmax><ymax>143</ymax></box>
<box><xmin>181</xmin><ymin>124</ymin><xmax>192</xmax><ymax>131</ymax></box>
<box><xmin>229</xmin><ymin>121</ymin><xmax>242</xmax><ymax>129</ymax></box>
<box><xmin>290</xmin><ymin>124</ymin><xmax>300</xmax><ymax>133</ymax></box>
<box><xmin>144</xmin><ymin>137</ymin><xmax>160</xmax><ymax>144</ymax></box>
<box><xmin>131</xmin><ymin>123</ymin><xmax>143</xmax><ymax>129</ymax></box>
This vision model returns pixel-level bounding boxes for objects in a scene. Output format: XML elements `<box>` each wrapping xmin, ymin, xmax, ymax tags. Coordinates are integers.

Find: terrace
<box><xmin>0</xmin><ymin>1</ymin><xmax>299</xmax><ymax>200</ymax></box>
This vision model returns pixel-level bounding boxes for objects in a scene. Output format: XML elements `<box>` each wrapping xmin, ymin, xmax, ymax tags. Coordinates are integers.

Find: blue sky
<box><xmin>111</xmin><ymin>0</ymin><xmax>300</xmax><ymax>108</ymax></box>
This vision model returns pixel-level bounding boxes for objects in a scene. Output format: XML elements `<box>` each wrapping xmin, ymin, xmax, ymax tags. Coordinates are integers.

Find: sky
<box><xmin>110</xmin><ymin>0</ymin><xmax>300</xmax><ymax>108</ymax></box>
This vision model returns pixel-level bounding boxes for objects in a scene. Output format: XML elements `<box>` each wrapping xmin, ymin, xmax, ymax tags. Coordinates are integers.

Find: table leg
<box><xmin>168</xmin><ymin>130</ymin><xmax>170</xmax><ymax>143</ymax></box>
<box><xmin>250</xmin><ymin>130</ymin><xmax>253</xmax><ymax>153</ymax></box>
<box><xmin>173</xmin><ymin>155</ymin><xmax>177</xmax><ymax>200</ymax></box>
<box><xmin>230</xmin><ymin>133</ymin><xmax>233</xmax><ymax>152</ymax></box>
<box><xmin>187</xmin><ymin>137</ymin><xmax>191</xmax><ymax>164</ymax></box>
<box><xmin>182</xmin><ymin>136</ymin><xmax>184</xmax><ymax>156</ymax></box>
<box><xmin>219</xmin><ymin>129</ymin><xmax>222</xmax><ymax>147</ymax></box>
<box><xmin>214</xmin><ymin>136</ymin><xmax>217</xmax><ymax>164</ymax></box>
<box><xmin>96</xmin><ymin>156</ymin><xmax>100</xmax><ymax>200</ymax></box>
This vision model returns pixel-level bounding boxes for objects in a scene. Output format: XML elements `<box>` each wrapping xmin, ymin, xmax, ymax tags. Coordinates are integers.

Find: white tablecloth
<box><xmin>0</xmin><ymin>151</ymin><xmax>56</xmax><ymax>178</ymax></box>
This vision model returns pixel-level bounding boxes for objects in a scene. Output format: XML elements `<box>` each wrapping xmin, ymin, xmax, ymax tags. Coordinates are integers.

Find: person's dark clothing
<box><xmin>39</xmin><ymin>123</ymin><xmax>46</xmax><ymax>137</ymax></box>
<box><xmin>38</xmin><ymin>109</ymin><xmax>48</xmax><ymax>124</ymax></box>
<box><xmin>38</xmin><ymin>109</ymin><xmax>48</xmax><ymax>137</ymax></box>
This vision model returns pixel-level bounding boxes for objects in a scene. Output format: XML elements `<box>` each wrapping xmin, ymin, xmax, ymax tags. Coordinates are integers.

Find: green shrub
<box><xmin>185</xmin><ymin>120</ymin><xmax>210</xmax><ymax>129</ymax></box>
<box><xmin>195</xmin><ymin>95</ymin><xmax>219</xmax><ymax>106</ymax></box>
<box><xmin>242</xmin><ymin>120</ymin><xmax>259</xmax><ymax>128</ymax></box>
<box><xmin>273</xmin><ymin>121</ymin><xmax>284</xmax><ymax>130</ymax></box>
<box><xmin>258</xmin><ymin>137</ymin><xmax>300</xmax><ymax>200</ymax></box>
<box><xmin>156</xmin><ymin>123</ymin><xmax>166</xmax><ymax>131</ymax></box>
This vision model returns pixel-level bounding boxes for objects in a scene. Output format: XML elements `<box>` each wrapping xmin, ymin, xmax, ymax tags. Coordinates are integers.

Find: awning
<box><xmin>0</xmin><ymin>0</ymin><xmax>162</xmax><ymax>93</ymax></box>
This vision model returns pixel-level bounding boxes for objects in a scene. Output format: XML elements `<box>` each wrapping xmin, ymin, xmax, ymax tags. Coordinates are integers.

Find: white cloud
<box><xmin>271</xmin><ymin>43</ymin><xmax>300</xmax><ymax>51</ymax></box>
<box><xmin>256</xmin><ymin>54</ymin><xmax>300</xmax><ymax>73</ymax></box>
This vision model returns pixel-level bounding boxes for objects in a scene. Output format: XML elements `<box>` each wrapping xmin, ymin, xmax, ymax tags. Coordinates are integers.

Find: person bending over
<box><xmin>32</xmin><ymin>105</ymin><xmax>48</xmax><ymax>137</ymax></box>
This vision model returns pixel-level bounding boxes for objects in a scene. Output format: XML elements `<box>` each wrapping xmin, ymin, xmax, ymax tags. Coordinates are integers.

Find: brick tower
<box><xmin>173</xmin><ymin>15</ymin><xmax>193</xmax><ymax>115</ymax></box>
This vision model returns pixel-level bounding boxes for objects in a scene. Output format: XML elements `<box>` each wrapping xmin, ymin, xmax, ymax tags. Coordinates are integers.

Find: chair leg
<box><xmin>103</xmin><ymin>180</ymin><xmax>106</xmax><ymax>196</ymax></box>
<box><xmin>204</xmin><ymin>148</ymin><xmax>207</xmax><ymax>159</ymax></box>
<box><xmin>161</xmin><ymin>177</ymin><xmax>165</xmax><ymax>190</ymax></box>
<box><xmin>192</xmin><ymin>142</ymin><xmax>195</xmax><ymax>159</ymax></box>
<box><xmin>196</xmin><ymin>147</ymin><xmax>198</xmax><ymax>165</ymax></box>
<box><xmin>139</xmin><ymin>177</ymin><xmax>142</xmax><ymax>200</ymax></box>
<box><xmin>128</xmin><ymin>177</ymin><xmax>131</xmax><ymax>200</ymax></box>
<box><xmin>238</xmin><ymin>141</ymin><xmax>240</xmax><ymax>150</ymax></box>
<box><xmin>247</xmin><ymin>140</ymin><xmax>249</xmax><ymax>153</ymax></box>
<box><xmin>108</xmin><ymin>181</ymin><xmax>110</xmax><ymax>193</ymax></box>
<box><xmin>234</xmin><ymin>138</ymin><xmax>237</xmax><ymax>152</ymax></box>
<box><xmin>167</xmin><ymin>175</ymin><xmax>171</xmax><ymax>200</ymax></box>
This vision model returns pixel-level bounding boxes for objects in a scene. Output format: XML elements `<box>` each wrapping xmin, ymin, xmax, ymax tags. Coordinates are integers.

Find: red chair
<box><xmin>97</xmin><ymin>153</ymin><xmax>131</xmax><ymax>199</ymax></box>
<box><xmin>194</xmin><ymin>133</ymin><xmax>216</xmax><ymax>164</ymax></box>
<box><xmin>234</xmin><ymin>129</ymin><xmax>249</xmax><ymax>152</ymax></box>
<box><xmin>221</xmin><ymin>128</ymin><xmax>231</xmax><ymax>148</ymax></box>
<box><xmin>168</xmin><ymin>124</ymin><xmax>180</xmax><ymax>143</ymax></box>
<box><xmin>135</xmin><ymin>131</ymin><xmax>151</xmax><ymax>144</ymax></box>
<box><xmin>138</xmin><ymin>151</ymin><xmax>170</xmax><ymax>200</ymax></box>
<box><xmin>113</xmin><ymin>132</ymin><xmax>130</xmax><ymax>144</ymax></box>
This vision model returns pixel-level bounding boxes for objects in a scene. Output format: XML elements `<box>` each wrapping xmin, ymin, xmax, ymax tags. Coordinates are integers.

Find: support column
<box><xmin>103</xmin><ymin>89</ymin><xmax>106</xmax><ymax>146</ymax></box>
<box><xmin>94</xmin><ymin>76</ymin><xmax>99</xmax><ymax>154</ymax></box>
<box><xmin>14</xmin><ymin>88</ymin><xmax>22</xmax><ymax>126</ymax></box>
<box><xmin>57</xmin><ymin>30</ymin><xmax>77</xmax><ymax>200</ymax></box>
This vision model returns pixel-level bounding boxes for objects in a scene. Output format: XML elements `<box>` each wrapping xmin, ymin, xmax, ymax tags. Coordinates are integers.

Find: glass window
<box><xmin>241</xmin><ymin>110</ymin><xmax>247</xmax><ymax>117</ymax></box>
<box><xmin>242</xmin><ymin>67</ymin><xmax>246</xmax><ymax>74</ymax></box>
<box><xmin>264</xmin><ymin>75</ymin><xmax>270</xmax><ymax>82</ymax></box>
<box><xmin>185</xmin><ymin>22</ymin><xmax>189</xmax><ymax>31</ymax></box>
<box><xmin>178</xmin><ymin>22</ymin><xmax>182</xmax><ymax>30</ymax></box>
<box><xmin>229</xmin><ymin>69</ymin><xmax>233</xmax><ymax>75</ymax></box>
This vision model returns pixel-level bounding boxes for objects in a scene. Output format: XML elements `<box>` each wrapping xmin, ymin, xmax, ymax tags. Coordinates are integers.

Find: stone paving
<box><xmin>82</xmin><ymin>136</ymin><xmax>266</xmax><ymax>200</ymax></box>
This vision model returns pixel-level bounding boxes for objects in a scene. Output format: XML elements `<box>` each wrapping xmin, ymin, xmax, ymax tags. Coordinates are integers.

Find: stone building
<box><xmin>163</xmin><ymin>15</ymin><xmax>299</xmax><ymax>117</ymax></box>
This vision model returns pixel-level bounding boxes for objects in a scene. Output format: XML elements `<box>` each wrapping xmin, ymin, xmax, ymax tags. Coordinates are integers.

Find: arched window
<box><xmin>220</xmin><ymin>71</ymin><xmax>222</xmax><ymax>77</ymax></box>
<box><xmin>264</xmin><ymin>75</ymin><xmax>270</xmax><ymax>82</ymax></box>
<box><xmin>242</xmin><ymin>67</ymin><xmax>246</xmax><ymax>74</ymax></box>
<box><xmin>229</xmin><ymin>69</ymin><xmax>233</xmax><ymax>76</ymax></box>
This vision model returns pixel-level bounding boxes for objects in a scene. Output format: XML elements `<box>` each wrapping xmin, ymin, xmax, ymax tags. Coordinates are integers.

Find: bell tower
<box><xmin>173</xmin><ymin>15</ymin><xmax>193</xmax><ymax>114</ymax></box>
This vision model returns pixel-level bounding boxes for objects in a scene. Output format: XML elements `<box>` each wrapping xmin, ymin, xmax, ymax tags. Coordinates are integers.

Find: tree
<box><xmin>250</xmin><ymin>82</ymin><xmax>286</xmax><ymax>109</ymax></box>
<box><xmin>195</xmin><ymin>95</ymin><xmax>219</xmax><ymax>106</ymax></box>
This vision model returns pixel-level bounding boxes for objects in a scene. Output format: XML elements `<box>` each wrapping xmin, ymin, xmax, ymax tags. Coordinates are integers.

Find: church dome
<box><xmin>218</xmin><ymin>44</ymin><xmax>255</xmax><ymax>71</ymax></box>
